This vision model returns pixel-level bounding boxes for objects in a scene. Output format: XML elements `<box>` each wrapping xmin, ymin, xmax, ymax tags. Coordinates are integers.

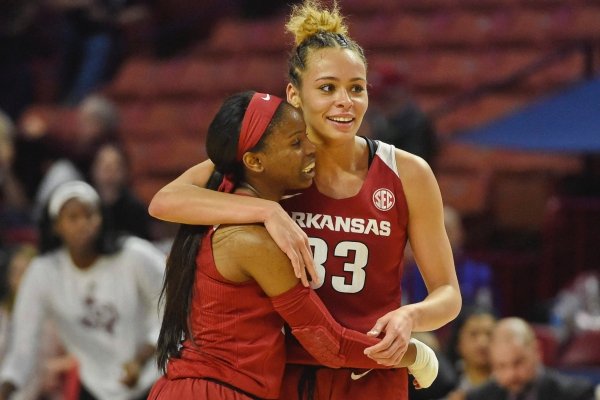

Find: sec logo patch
<box><xmin>373</xmin><ymin>188</ymin><xmax>395</xmax><ymax>211</ymax></box>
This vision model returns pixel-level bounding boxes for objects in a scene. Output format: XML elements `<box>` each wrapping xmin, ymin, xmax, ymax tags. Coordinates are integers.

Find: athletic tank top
<box><xmin>280</xmin><ymin>141</ymin><xmax>409</xmax><ymax>364</ymax></box>
<box><xmin>166</xmin><ymin>228</ymin><xmax>286</xmax><ymax>399</ymax></box>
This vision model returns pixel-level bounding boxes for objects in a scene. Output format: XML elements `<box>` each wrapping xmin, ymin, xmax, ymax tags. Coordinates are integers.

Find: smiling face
<box><xmin>288</xmin><ymin>47</ymin><xmax>368</xmax><ymax>145</ymax></box>
<box><xmin>255</xmin><ymin>105</ymin><xmax>316</xmax><ymax>195</ymax></box>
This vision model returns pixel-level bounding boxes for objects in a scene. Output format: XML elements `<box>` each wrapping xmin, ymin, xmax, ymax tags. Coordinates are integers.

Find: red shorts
<box><xmin>148</xmin><ymin>376</ymin><xmax>264</xmax><ymax>400</ymax></box>
<box><xmin>278</xmin><ymin>365</ymin><xmax>408</xmax><ymax>400</ymax></box>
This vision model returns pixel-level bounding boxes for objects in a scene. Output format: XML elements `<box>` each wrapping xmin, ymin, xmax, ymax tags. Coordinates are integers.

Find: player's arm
<box><xmin>148</xmin><ymin>160</ymin><xmax>316</xmax><ymax>286</ymax></box>
<box><xmin>365</xmin><ymin>151</ymin><xmax>461</xmax><ymax>366</ymax></box>
<box><xmin>397</xmin><ymin>151</ymin><xmax>461</xmax><ymax>330</ymax></box>
<box><xmin>222</xmin><ymin>225</ymin><xmax>383</xmax><ymax>369</ymax></box>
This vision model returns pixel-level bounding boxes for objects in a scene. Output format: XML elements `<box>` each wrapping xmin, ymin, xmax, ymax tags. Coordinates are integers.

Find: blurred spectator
<box><xmin>49</xmin><ymin>0</ymin><xmax>151</xmax><ymax>105</ymax></box>
<box><xmin>0</xmin><ymin>244</ymin><xmax>71</xmax><ymax>400</ymax></box>
<box><xmin>550</xmin><ymin>271</ymin><xmax>600</xmax><ymax>343</ymax></box>
<box><xmin>366</xmin><ymin>66</ymin><xmax>438</xmax><ymax>165</ymax></box>
<box><xmin>0</xmin><ymin>110</ymin><xmax>31</xmax><ymax>241</ymax></box>
<box><xmin>467</xmin><ymin>317</ymin><xmax>595</xmax><ymax>400</ymax></box>
<box><xmin>0</xmin><ymin>181</ymin><xmax>164</xmax><ymax>400</ymax></box>
<box><xmin>0</xmin><ymin>1</ymin><xmax>38</xmax><ymax>119</ymax></box>
<box><xmin>15</xmin><ymin>94</ymin><xmax>120</xmax><ymax>219</ymax></box>
<box><xmin>91</xmin><ymin>142</ymin><xmax>151</xmax><ymax>239</ymax></box>
<box><xmin>444</xmin><ymin>306</ymin><xmax>497</xmax><ymax>400</ymax></box>
<box><xmin>403</xmin><ymin>206</ymin><xmax>497</xmax><ymax>312</ymax></box>
<box><xmin>73</xmin><ymin>93</ymin><xmax>120</xmax><ymax>174</ymax></box>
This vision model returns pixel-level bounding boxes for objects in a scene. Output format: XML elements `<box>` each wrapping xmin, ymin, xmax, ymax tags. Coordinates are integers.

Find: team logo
<box><xmin>372</xmin><ymin>188</ymin><xmax>395</xmax><ymax>211</ymax></box>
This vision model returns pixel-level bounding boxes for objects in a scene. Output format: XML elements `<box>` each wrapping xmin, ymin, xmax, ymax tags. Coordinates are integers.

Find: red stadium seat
<box><xmin>108</xmin><ymin>58</ymin><xmax>157</xmax><ymax>99</ymax></box>
<box><xmin>559</xmin><ymin>331</ymin><xmax>600</xmax><ymax>367</ymax></box>
<box><xmin>532</xmin><ymin>323</ymin><xmax>560</xmax><ymax>366</ymax></box>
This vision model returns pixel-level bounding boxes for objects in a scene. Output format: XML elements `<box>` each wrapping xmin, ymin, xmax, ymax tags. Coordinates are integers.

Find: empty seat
<box><xmin>18</xmin><ymin>104</ymin><xmax>79</xmax><ymax>143</ymax></box>
<box><xmin>207</xmin><ymin>16</ymin><xmax>288</xmax><ymax>55</ymax></box>
<box><xmin>125</xmin><ymin>137</ymin><xmax>206</xmax><ymax>179</ymax></box>
<box><xmin>548</xmin><ymin>5</ymin><xmax>600</xmax><ymax>42</ymax></box>
<box><xmin>559</xmin><ymin>331</ymin><xmax>600</xmax><ymax>367</ymax></box>
<box><xmin>486</xmin><ymin>8</ymin><xmax>554</xmax><ymax>46</ymax></box>
<box><xmin>437</xmin><ymin>169</ymin><xmax>493</xmax><ymax>215</ymax></box>
<box><xmin>532</xmin><ymin>323</ymin><xmax>560</xmax><ymax>366</ymax></box>
<box><xmin>425</xmin><ymin>11</ymin><xmax>493</xmax><ymax>47</ymax></box>
<box><xmin>109</xmin><ymin>58</ymin><xmax>157</xmax><ymax>99</ymax></box>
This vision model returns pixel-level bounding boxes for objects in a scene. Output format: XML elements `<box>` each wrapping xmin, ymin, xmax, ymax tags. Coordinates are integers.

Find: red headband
<box><xmin>218</xmin><ymin>92</ymin><xmax>283</xmax><ymax>193</ymax></box>
<box><xmin>236</xmin><ymin>92</ymin><xmax>283</xmax><ymax>160</ymax></box>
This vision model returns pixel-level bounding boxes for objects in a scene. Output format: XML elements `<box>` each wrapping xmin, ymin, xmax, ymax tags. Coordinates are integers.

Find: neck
<box><xmin>463</xmin><ymin>364</ymin><xmax>491</xmax><ymax>386</ymax></box>
<box><xmin>312</xmin><ymin>136</ymin><xmax>368</xmax><ymax>198</ymax></box>
<box><xmin>237</xmin><ymin>181</ymin><xmax>283</xmax><ymax>202</ymax></box>
<box><xmin>68</xmin><ymin>247</ymin><xmax>98</xmax><ymax>270</ymax></box>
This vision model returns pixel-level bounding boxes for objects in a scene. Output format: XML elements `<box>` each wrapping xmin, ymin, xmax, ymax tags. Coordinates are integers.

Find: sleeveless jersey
<box><xmin>280</xmin><ymin>141</ymin><xmax>409</xmax><ymax>364</ymax></box>
<box><xmin>166</xmin><ymin>227</ymin><xmax>286</xmax><ymax>399</ymax></box>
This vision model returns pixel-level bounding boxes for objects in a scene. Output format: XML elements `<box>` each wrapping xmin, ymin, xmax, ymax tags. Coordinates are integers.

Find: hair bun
<box><xmin>286</xmin><ymin>0</ymin><xmax>348</xmax><ymax>46</ymax></box>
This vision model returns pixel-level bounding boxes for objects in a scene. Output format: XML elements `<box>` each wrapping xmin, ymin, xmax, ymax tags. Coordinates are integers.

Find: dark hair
<box><xmin>446</xmin><ymin>304</ymin><xmax>496</xmax><ymax>366</ymax></box>
<box><xmin>38</xmin><ymin>197</ymin><xmax>122</xmax><ymax>256</ymax></box>
<box><xmin>156</xmin><ymin>91</ymin><xmax>290</xmax><ymax>372</ymax></box>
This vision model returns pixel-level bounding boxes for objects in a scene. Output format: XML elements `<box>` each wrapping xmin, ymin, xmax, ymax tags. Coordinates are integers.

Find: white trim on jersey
<box><xmin>375</xmin><ymin>141</ymin><xmax>400</xmax><ymax>178</ymax></box>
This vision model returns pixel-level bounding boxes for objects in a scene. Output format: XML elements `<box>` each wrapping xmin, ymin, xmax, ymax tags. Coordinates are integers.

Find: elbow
<box><xmin>449</xmin><ymin>286</ymin><xmax>462</xmax><ymax>321</ymax></box>
<box><xmin>148</xmin><ymin>191</ymin><xmax>169</xmax><ymax>220</ymax></box>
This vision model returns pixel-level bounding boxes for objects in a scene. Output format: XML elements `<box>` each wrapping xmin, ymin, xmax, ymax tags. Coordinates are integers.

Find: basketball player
<box><xmin>148</xmin><ymin>91</ymin><xmax>438</xmax><ymax>399</ymax></box>
<box><xmin>148</xmin><ymin>1</ymin><xmax>461</xmax><ymax>398</ymax></box>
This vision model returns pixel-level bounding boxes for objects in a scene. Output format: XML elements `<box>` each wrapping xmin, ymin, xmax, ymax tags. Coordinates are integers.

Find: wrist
<box><xmin>406</xmin><ymin>338</ymin><xmax>439</xmax><ymax>389</ymax></box>
<box><xmin>260</xmin><ymin>199</ymin><xmax>283</xmax><ymax>224</ymax></box>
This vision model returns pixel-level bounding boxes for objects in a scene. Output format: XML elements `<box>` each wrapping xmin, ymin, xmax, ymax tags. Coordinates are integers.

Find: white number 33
<box><xmin>309</xmin><ymin>237</ymin><xmax>368</xmax><ymax>293</ymax></box>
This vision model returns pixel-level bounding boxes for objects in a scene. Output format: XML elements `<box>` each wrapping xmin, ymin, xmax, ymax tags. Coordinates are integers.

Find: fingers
<box><xmin>366</xmin><ymin>320</ymin><xmax>385</xmax><ymax>338</ymax></box>
<box><xmin>300</xmin><ymin>236</ymin><xmax>318</xmax><ymax>285</ymax></box>
<box><xmin>363</xmin><ymin>325</ymin><xmax>394</xmax><ymax>356</ymax></box>
<box><xmin>286</xmin><ymin>248</ymin><xmax>309</xmax><ymax>287</ymax></box>
<box><xmin>264</xmin><ymin>207</ymin><xmax>316</xmax><ymax>287</ymax></box>
<box><xmin>366</xmin><ymin>337</ymin><xmax>408</xmax><ymax>366</ymax></box>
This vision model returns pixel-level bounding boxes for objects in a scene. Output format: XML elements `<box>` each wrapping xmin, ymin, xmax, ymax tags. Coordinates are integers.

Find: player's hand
<box><xmin>263</xmin><ymin>203</ymin><xmax>317</xmax><ymax>287</ymax></box>
<box><xmin>363</xmin><ymin>308</ymin><xmax>414</xmax><ymax>366</ymax></box>
<box><xmin>120</xmin><ymin>359</ymin><xmax>142</xmax><ymax>388</ymax></box>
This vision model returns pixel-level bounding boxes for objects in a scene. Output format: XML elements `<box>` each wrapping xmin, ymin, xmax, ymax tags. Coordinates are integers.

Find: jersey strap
<box><xmin>362</xmin><ymin>136</ymin><xmax>379</xmax><ymax>168</ymax></box>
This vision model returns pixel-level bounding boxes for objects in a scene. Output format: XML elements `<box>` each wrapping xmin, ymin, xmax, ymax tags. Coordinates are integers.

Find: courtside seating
<box><xmin>532</xmin><ymin>323</ymin><xmax>560</xmax><ymax>366</ymax></box>
<box><xmin>559</xmin><ymin>330</ymin><xmax>600</xmax><ymax>367</ymax></box>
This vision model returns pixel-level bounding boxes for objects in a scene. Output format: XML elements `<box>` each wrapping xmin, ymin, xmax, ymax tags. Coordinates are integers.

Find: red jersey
<box><xmin>166</xmin><ymin>227</ymin><xmax>286</xmax><ymax>399</ymax></box>
<box><xmin>281</xmin><ymin>141</ymin><xmax>409</xmax><ymax>338</ymax></box>
<box><xmin>279</xmin><ymin>141</ymin><xmax>410</xmax><ymax>400</ymax></box>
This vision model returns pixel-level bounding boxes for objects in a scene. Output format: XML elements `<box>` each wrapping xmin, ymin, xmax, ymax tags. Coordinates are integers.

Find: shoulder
<box><xmin>28</xmin><ymin>251</ymin><xmax>61</xmax><ymax>273</ymax></box>
<box><xmin>215</xmin><ymin>224</ymin><xmax>283</xmax><ymax>259</ymax></box>
<box><xmin>392</xmin><ymin>147</ymin><xmax>442</xmax><ymax>211</ymax></box>
<box><xmin>394</xmin><ymin>147</ymin><xmax>434</xmax><ymax>183</ymax></box>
